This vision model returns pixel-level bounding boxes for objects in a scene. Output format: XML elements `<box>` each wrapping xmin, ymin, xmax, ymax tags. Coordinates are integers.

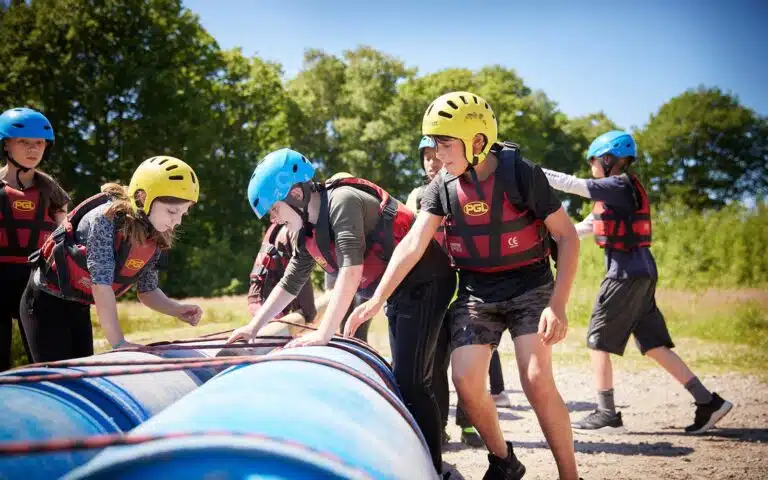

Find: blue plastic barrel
<box><xmin>66</xmin><ymin>346</ymin><xmax>437</xmax><ymax>480</ymax></box>
<box><xmin>152</xmin><ymin>340</ymin><xmax>275</xmax><ymax>383</ymax></box>
<box><xmin>1</xmin><ymin>351</ymin><xmax>200</xmax><ymax>432</ymax></box>
<box><xmin>0</xmin><ymin>382</ymin><xmax>120</xmax><ymax>480</ymax></box>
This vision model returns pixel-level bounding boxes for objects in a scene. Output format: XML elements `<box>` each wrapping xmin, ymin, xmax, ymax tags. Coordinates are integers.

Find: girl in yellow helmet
<box><xmin>21</xmin><ymin>157</ymin><xmax>203</xmax><ymax>362</ymax></box>
<box><xmin>347</xmin><ymin>92</ymin><xmax>582</xmax><ymax>480</ymax></box>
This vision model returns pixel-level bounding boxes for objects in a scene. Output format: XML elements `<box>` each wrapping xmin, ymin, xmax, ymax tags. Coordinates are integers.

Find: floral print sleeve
<box><xmin>136</xmin><ymin>250</ymin><xmax>160</xmax><ymax>293</ymax></box>
<box><xmin>84</xmin><ymin>212</ymin><xmax>118</xmax><ymax>286</ymax></box>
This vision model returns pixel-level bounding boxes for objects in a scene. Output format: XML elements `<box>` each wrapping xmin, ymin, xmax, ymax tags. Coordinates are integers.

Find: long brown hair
<box><xmin>100</xmin><ymin>183</ymin><xmax>179</xmax><ymax>250</ymax></box>
<box><xmin>0</xmin><ymin>165</ymin><xmax>70</xmax><ymax>217</ymax></box>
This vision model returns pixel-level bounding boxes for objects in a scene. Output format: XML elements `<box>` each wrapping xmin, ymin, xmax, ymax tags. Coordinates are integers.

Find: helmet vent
<box><xmin>190</xmin><ymin>171</ymin><xmax>197</xmax><ymax>184</ymax></box>
<box><xmin>447</xmin><ymin>100</ymin><xmax>458</xmax><ymax>110</ymax></box>
<box><xmin>438</xmin><ymin>111</ymin><xmax>453</xmax><ymax>119</ymax></box>
<box><xmin>158</xmin><ymin>158</ymin><xmax>170</xmax><ymax>165</ymax></box>
<box><xmin>301</xmin><ymin>156</ymin><xmax>309</xmax><ymax>163</ymax></box>
<box><xmin>11</xmin><ymin>123</ymin><xmax>24</xmax><ymax>128</ymax></box>
<box><xmin>426</xmin><ymin>103</ymin><xmax>435</xmax><ymax>116</ymax></box>
<box><xmin>484</xmin><ymin>103</ymin><xmax>489</xmax><ymax>110</ymax></box>
<box><xmin>253</xmin><ymin>198</ymin><xmax>259</xmax><ymax>209</ymax></box>
<box><xmin>165</xmin><ymin>165</ymin><xmax>178</xmax><ymax>171</ymax></box>
<box><xmin>292</xmin><ymin>164</ymin><xmax>298</xmax><ymax>173</ymax></box>
<box><xmin>168</xmin><ymin>175</ymin><xmax>184</xmax><ymax>181</ymax></box>
<box><xmin>43</xmin><ymin>125</ymin><xmax>51</xmax><ymax>130</ymax></box>
<box><xmin>473</xmin><ymin>96</ymin><xmax>478</xmax><ymax>104</ymax></box>
<box><xmin>459</xmin><ymin>95</ymin><xmax>468</xmax><ymax>104</ymax></box>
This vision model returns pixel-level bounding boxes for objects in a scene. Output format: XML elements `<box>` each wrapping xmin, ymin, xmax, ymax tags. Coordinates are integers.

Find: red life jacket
<box><xmin>439</xmin><ymin>143</ymin><xmax>550</xmax><ymax>273</ymax></box>
<box><xmin>249</xmin><ymin>222</ymin><xmax>298</xmax><ymax>318</ymax></box>
<box><xmin>32</xmin><ymin>193</ymin><xmax>158</xmax><ymax>304</ymax></box>
<box><xmin>303</xmin><ymin>177</ymin><xmax>415</xmax><ymax>298</ymax></box>
<box><xmin>592</xmin><ymin>174</ymin><xmax>652</xmax><ymax>251</ymax></box>
<box><xmin>0</xmin><ymin>182</ymin><xmax>57</xmax><ymax>264</ymax></box>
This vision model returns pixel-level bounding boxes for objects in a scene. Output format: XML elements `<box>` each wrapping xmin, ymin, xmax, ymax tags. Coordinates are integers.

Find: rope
<box><xmin>7</xmin><ymin>354</ymin><xmax>264</xmax><ymax>370</ymax></box>
<box><xmin>0</xmin><ymin>430</ymin><xmax>375</xmax><ymax>479</ymax></box>
<box><xmin>0</xmin><ymin>354</ymin><xmax>423</xmax><ymax>455</ymax></box>
<box><xmin>0</xmin><ymin>355</ymin><xmax>277</xmax><ymax>384</ymax></box>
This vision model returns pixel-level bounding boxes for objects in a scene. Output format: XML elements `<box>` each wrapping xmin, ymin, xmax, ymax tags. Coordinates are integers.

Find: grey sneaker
<box><xmin>572</xmin><ymin>409</ymin><xmax>625</xmax><ymax>433</ymax></box>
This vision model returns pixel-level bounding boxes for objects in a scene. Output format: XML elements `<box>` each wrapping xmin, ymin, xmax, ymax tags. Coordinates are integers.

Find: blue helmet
<box><xmin>247</xmin><ymin>148</ymin><xmax>316</xmax><ymax>218</ymax></box>
<box><xmin>0</xmin><ymin>107</ymin><xmax>55</xmax><ymax>142</ymax></box>
<box><xmin>418</xmin><ymin>135</ymin><xmax>436</xmax><ymax>153</ymax></box>
<box><xmin>586</xmin><ymin>130</ymin><xmax>636</xmax><ymax>161</ymax></box>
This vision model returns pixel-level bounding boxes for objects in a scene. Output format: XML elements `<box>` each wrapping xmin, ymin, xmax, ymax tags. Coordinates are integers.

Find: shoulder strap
<box><xmin>312</xmin><ymin>187</ymin><xmax>339</xmax><ymax>271</ymax></box>
<box><xmin>69</xmin><ymin>192</ymin><xmax>111</xmax><ymax>230</ymax></box>
<box><xmin>0</xmin><ymin>184</ymin><xmax>19</xmax><ymax>250</ymax></box>
<box><xmin>494</xmin><ymin>142</ymin><xmax>525</xmax><ymax>207</ymax></box>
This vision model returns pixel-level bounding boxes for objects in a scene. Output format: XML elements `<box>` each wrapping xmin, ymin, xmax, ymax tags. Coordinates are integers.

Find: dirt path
<box><xmin>440</xmin><ymin>349</ymin><xmax>768</xmax><ymax>479</ymax></box>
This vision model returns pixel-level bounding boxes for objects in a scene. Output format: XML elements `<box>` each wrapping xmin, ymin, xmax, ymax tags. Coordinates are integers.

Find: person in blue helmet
<box><xmin>0</xmin><ymin>107</ymin><xmax>70</xmax><ymax>370</ymax></box>
<box><xmin>407</xmin><ymin>136</ymin><xmax>512</xmax><ymax>448</ymax></box>
<box><xmin>227</xmin><ymin>148</ymin><xmax>455</xmax><ymax>475</ymax></box>
<box><xmin>542</xmin><ymin>130</ymin><xmax>733</xmax><ymax>434</ymax></box>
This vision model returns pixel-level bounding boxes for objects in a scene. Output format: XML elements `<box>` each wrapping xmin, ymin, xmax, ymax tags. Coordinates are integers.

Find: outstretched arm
<box><xmin>541</xmin><ymin>168</ymin><xmax>591</xmax><ymax>199</ymax></box>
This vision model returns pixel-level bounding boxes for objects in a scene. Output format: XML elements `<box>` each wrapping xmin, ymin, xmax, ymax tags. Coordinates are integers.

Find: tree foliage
<box><xmin>2</xmin><ymin>1</ymin><xmax>764</xmax><ymax>296</ymax></box>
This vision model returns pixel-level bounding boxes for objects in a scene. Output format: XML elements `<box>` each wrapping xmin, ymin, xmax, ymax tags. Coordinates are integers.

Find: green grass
<box><xmin>9</xmin><ymin>283</ymin><xmax>768</xmax><ymax>378</ymax></box>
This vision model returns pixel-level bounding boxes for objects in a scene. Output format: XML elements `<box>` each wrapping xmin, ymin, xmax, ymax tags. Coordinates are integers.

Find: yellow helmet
<box><xmin>328</xmin><ymin>171</ymin><xmax>353</xmax><ymax>182</ymax></box>
<box><xmin>422</xmin><ymin>91</ymin><xmax>498</xmax><ymax>165</ymax></box>
<box><xmin>128</xmin><ymin>156</ymin><xmax>200</xmax><ymax>214</ymax></box>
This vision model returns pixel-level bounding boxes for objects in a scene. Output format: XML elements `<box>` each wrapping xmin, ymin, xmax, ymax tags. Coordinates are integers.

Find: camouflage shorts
<box><xmin>449</xmin><ymin>281</ymin><xmax>553</xmax><ymax>350</ymax></box>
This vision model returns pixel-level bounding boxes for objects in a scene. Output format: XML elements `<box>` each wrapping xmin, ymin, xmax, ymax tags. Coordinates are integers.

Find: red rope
<box><xmin>146</xmin><ymin>335</ymin><xmax>291</xmax><ymax>346</ymax></box>
<box><xmin>7</xmin><ymin>354</ymin><xmax>267</xmax><ymax>369</ymax></box>
<box><xmin>0</xmin><ymin>355</ymin><xmax>279</xmax><ymax>384</ymax></box>
<box><xmin>0</xmin><ymin>430</ymin><xmax>375</xmax><ymax>478</ymax></box>
<box><xmin>0</xmin><ymin>355</ymin><xmax>423</xmax><ymax>456</ymax></box>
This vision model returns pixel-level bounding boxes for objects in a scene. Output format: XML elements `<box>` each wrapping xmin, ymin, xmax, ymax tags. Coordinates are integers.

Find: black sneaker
<box><xmin>482</xmin><ymin>441</ymin><xmax>526</xmax><ymax>480</ymax></box>
<box><xmin>572</xmin><ymin>409</ymin><xmax>625</xmax><ymax>433</ymax></box>
<box><xmin>685</xmin><ymin>392</ymin><xmax>733</xmax><ymax>434</ymax></box>
<box><xmin>460</xmin><ymin>426</ymin><xmax>485</xmax><ymax>447</ymax></box>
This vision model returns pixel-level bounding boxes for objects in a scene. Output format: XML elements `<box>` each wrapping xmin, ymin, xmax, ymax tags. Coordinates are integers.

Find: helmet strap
<box><xmin>135</xmin><ymin>210</ymin><xmax>159</xmax><ymax>238</ymax></box>
<box><xmin>3</xmin><ymin>150</ymin><xmax>31</xmax><ymax>191</ymax></box>
<box><xmin>283</xmin><ymin>182</ymin><xmax>314</xmax><ymax>226</ymax></box>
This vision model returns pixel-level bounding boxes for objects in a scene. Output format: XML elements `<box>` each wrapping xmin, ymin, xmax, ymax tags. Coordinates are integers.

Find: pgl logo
<box><xmin>313</xmin><ymin>255</ymin><xmax>328</xmax><ymax>268</ymax></box>
<box><xmin>450</xmin><ymin>242</ymin><xmax>463</xmax><ymax>253</ymax></box>
<box><xmin>13</xmin><ymin>200</ymin><xmax>35</xmax><ymax>212</ymax></box>
<box><xmin>125</xmin><ymin>259</ymin><xmax>146</xmax><ymax>270</ymax></box>
<box><xmin>463</xmin><ymin>201</ymin><xmax>489</xmax><ymax>216</ymax></box>
<box><xmin>465</xmin><ymin>112</ymin><xmax>487</xmax><ymax>126</ymax></box>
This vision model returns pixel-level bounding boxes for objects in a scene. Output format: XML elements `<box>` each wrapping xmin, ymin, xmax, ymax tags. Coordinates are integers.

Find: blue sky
<box><xmin>183</xmin><ymin>0</ymin><xmax>767</xmax><ymax>130</ymax></box>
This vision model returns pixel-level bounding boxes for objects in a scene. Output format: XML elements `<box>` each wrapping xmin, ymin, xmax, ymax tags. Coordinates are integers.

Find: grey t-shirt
<box><xmin>279</xmin><ymin>185</ymin><xmax>452</xmax><ymax>298</ymax></box>
<box><xmin>278</xmin><ymin>186</ymin><xmax>380</xmax><ymax>296</ymax></box>
<box><xmin>35</xmin><ymin>202</ymin><xmax>160</xmax><ymax>298</ymax></box>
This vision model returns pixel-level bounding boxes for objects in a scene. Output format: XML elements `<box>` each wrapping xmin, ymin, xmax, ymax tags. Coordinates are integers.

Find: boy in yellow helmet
<box><xmin>347</xmin><ymin>92</ymin><xmax>581</xmax><ymax>480</ymax></box>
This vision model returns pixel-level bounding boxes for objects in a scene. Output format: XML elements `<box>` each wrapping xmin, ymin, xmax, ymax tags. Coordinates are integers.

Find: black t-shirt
<box><xmin>420</xmin><ymin>151</ymin><xmax>562</xmax><ymax>303</ymax></box>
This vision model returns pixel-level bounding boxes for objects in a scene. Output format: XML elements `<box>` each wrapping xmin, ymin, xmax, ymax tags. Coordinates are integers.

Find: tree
<box><xmin>636</xmin><ymin>86</ymin><xmax>768</xmax><ymax>208</ymax></box>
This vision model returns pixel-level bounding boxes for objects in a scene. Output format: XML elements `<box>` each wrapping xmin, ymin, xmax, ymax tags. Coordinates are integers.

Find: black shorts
<box><xmin>587</xmin><ymin>277</ymin><xmax>674</xmax><ymax>355</ymax></box>
<box><xmin>449</xmin><ymin>281</ymin><xmax>552</xmax><ymax>350</ymax></box>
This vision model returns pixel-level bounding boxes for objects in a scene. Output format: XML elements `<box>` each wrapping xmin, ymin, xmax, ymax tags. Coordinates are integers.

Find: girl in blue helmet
<box><xmin>542</xmin><ymin>130</ymin><xmax>733</xmax><ymax>434</ymax></box>
<box><xmin>0</xmin><ymin>107</ymin><xmax>70</xmax><ymax>370</ymax></box>
<box><xmin>229</xmin><ymin>148</ymin><xmax>456</xmax><ymax>475</ymax></box>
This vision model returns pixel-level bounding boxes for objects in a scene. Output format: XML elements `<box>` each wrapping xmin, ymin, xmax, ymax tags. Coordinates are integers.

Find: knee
<box><xmin>452</xmin><ymin>366</ymin><xmax>485</xmax><ymax>401</ymax></box>
<box><xmin>519</xmin><ymin>367</ymin><xmax>555</xmax><ymax>403</ymax></box>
